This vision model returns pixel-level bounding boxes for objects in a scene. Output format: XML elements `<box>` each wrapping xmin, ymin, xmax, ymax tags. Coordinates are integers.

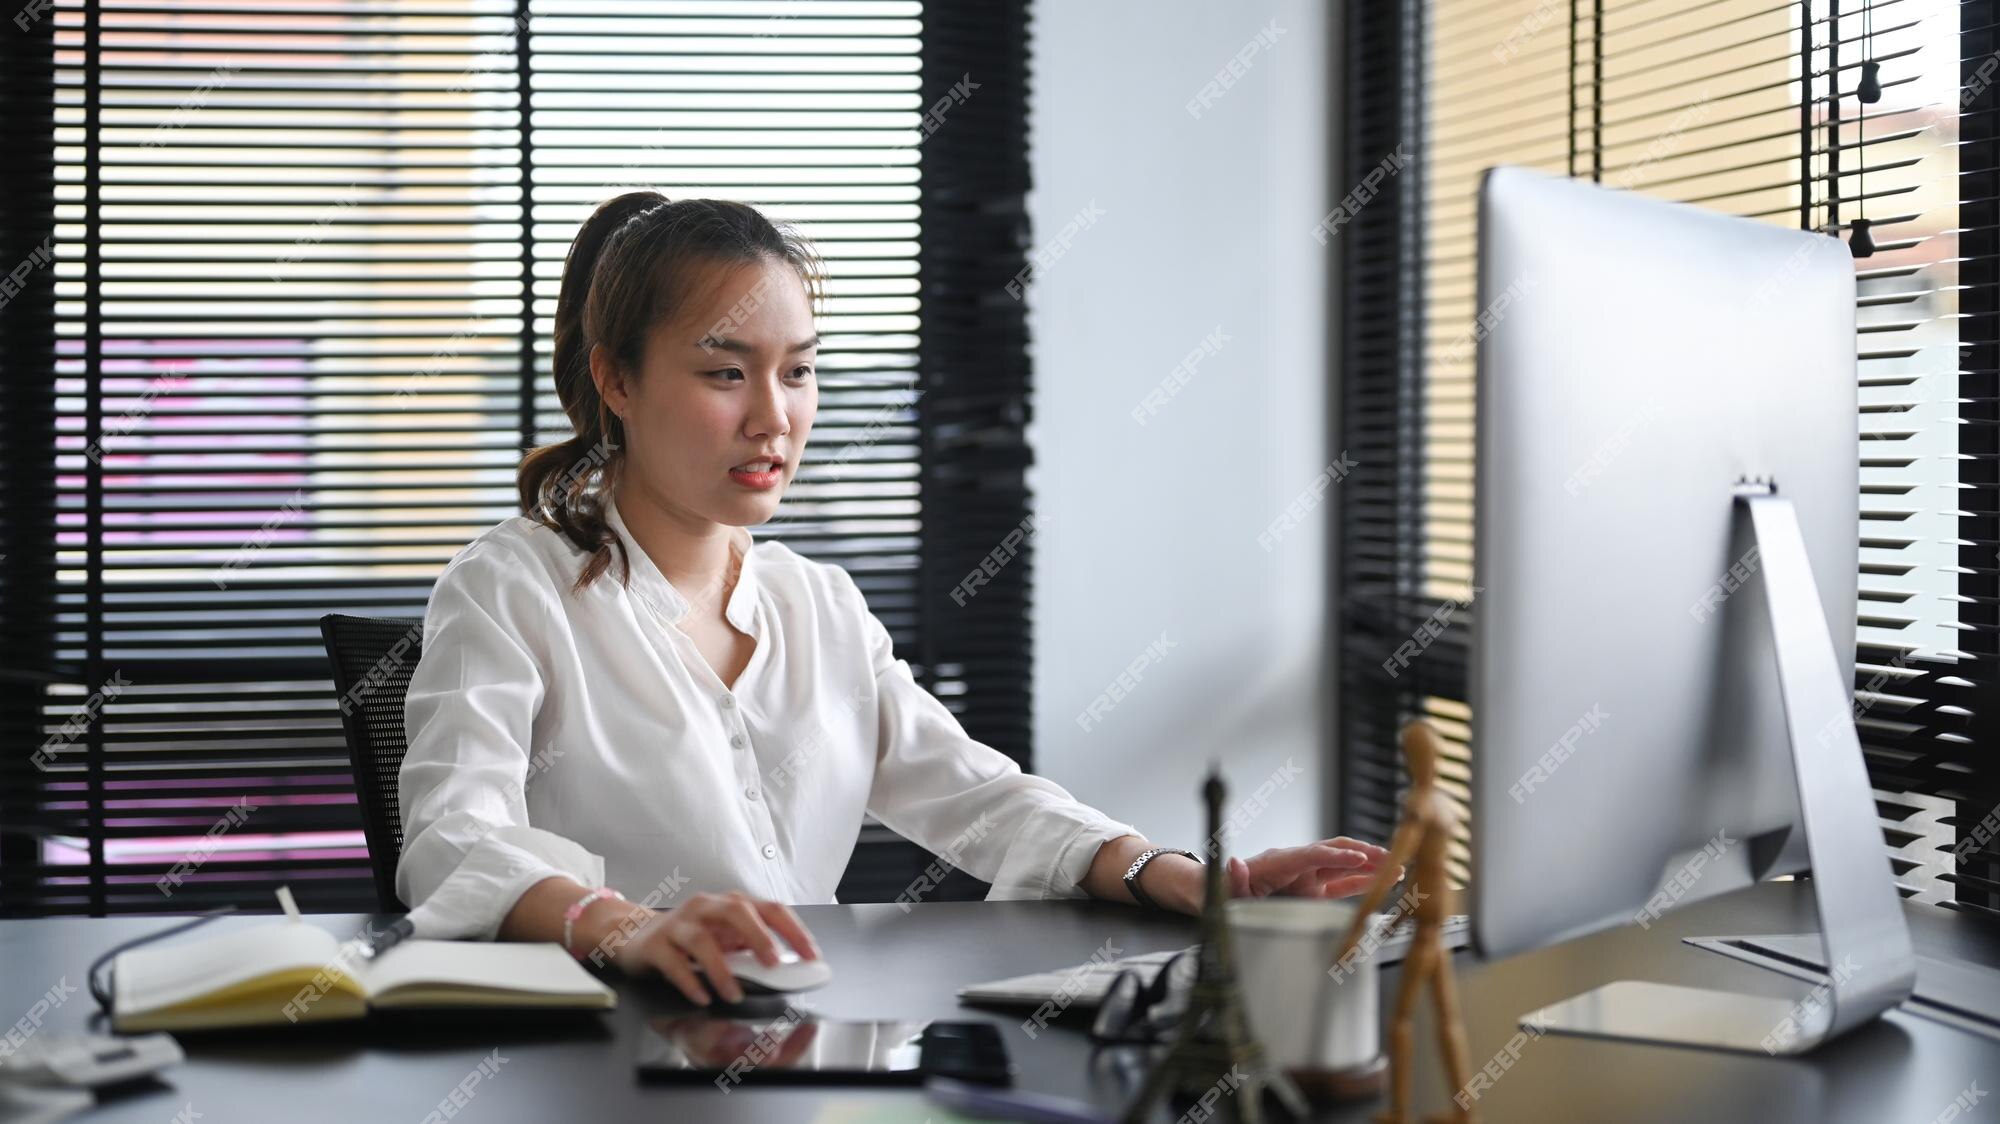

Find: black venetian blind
<box><xmin>0</xmin><ymin>0</ymin><xmax>1038</xmax><ymax>915</ymax></box>
<box><xmin>1339</xmin><ymin>0</ymin><xmax>1999</xmax><ymax>917</ymax></box>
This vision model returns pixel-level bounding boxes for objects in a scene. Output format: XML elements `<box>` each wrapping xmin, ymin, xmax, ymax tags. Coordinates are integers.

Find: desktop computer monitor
<box><xmin>1468</xmin><ymin>165</ymin><xmax>1916</xmax><ymax>1052</ymax></box>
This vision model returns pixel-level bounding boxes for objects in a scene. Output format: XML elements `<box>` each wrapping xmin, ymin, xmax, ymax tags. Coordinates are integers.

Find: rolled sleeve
<box><xmin>842</xmin><ymin>570</ymin><xmax>1139</xmax><ymax>901</ymax></box>
<box><xmin>397</xmin><ymin>541</ymin><xmax>606</xmax><ymax>940</ymax></box>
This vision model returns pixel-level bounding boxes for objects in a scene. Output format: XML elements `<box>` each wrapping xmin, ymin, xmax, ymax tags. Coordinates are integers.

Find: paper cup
<box><xmin>1226</xmin><ymin>897</ymin><xmax>1381</xmax><ymax>1078</ymax></box>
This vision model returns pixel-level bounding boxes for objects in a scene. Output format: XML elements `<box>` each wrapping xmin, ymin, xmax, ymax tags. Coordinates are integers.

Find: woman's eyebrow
<box><xmin>697</xmin><ymin>334</ymin><xmax>822</xmax><ymax>355</ymax></box>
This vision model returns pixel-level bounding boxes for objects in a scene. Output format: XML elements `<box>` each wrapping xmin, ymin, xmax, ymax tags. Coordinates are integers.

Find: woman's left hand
<box><xmin>1224</xmin><ymin>837</ymin><xmax>1400</xmax><ymax>900</ymax></box>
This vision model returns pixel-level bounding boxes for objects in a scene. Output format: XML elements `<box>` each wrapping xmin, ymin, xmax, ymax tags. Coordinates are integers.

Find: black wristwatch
<box><xmin>1123</xmin><ymin>847</ymin><xmax>1203</xmax><ymax>910</ymax></box>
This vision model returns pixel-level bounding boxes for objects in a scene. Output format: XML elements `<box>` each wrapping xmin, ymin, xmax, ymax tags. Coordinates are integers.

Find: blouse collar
<box><xmin>603</xmin><ymin>495</ymin><xmax>760</xmax><ymax>632</ymax></box>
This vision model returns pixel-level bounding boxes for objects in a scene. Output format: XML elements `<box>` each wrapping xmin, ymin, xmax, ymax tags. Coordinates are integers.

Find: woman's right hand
<box><xmin>583</xmin><ymin>889</ymin><xmax>820</xmax><ymax>1005</ymax></box>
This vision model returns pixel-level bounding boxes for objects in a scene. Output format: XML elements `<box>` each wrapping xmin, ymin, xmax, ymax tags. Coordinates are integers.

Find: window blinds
<box><xmin>1339</xmin><ymin>0</ymin><xmax>1994</xmax><ymax>916</ymax></box>
<box><xmin>1</xmin><ymin>0</ymin><xmax>1038</xmax><ymax>915</ymax></box>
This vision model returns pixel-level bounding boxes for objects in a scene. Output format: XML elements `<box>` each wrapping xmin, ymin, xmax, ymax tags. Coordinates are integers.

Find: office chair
<box><xmin>319</xmin><ymin>613</ymin><xmax>424</xmax><ymax>912</ymax></box>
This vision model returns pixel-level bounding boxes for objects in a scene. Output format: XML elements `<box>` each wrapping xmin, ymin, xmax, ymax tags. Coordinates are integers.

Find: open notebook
<box><xmin>111</xmin><ymin>921</ymin><xmax>617</xmax><ymax>1032</ymax></box>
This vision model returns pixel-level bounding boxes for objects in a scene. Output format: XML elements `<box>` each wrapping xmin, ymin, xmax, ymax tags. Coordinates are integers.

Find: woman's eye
<box><xmin>710</xmin><ymin>368</ymin><xmax>745</xmax><ymax>381</ymax></box>
<box><xmin>789</xmin><ymin>366</ymin><xmax>814</xmax><ymax>380</ymax></box>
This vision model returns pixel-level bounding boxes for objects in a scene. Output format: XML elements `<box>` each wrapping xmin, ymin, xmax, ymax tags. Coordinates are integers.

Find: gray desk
<box><xmin>1</xmin><ymin>882</ymin><xmax>1994</xmax><ymax>1123</ymax></box>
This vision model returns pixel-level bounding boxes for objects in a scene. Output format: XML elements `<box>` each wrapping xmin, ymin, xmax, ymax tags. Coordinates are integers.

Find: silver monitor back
<box><xmin>1469</xmin><ymin>165</ymin><xmax>1858</xmax><ymax>961</ymax></box>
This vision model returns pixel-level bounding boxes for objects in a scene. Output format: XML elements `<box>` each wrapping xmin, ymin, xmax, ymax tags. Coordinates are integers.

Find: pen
<box><xmin>354</xmin><ymin>916</ymin><xmax>414</xmax><ymax>961</ymax></box>
<box><xmin>922</xmin><ymin>1076</ymin><xmax>1114</xmax><ymax>1124</ymax></box>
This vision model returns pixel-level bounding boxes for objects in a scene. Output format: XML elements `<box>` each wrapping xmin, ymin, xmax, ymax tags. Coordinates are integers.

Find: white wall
<box><xmin>1024</xmin><ymin>1</ymin><xmax>1341</xmax><ymax>857</ymax></box>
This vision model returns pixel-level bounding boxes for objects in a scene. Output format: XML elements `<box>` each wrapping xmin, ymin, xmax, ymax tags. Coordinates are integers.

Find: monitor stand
<box><xmin>1520</xmin><ymin>485</ymin><xmax>1917</xmax><ymax>1054</ymax></box>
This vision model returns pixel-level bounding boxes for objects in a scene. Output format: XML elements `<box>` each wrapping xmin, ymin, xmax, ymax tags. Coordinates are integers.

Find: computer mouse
<box><xmin>703</xmin><ymin>949</ymin><xmax>833</xmax><ymax>996</ymax></box>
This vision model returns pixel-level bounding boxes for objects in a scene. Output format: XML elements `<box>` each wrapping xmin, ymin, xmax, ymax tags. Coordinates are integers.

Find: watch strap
<box><xmin>1123</xmin><ymin>847</ymin><xmax>1202</xmax><ymax>910</ymax></box>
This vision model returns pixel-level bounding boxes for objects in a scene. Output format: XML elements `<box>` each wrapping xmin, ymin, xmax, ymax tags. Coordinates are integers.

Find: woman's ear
<box><xmin>588</xmin><ymin>342</ymin><xmax>628</xmax><ymax>418</ymax></box>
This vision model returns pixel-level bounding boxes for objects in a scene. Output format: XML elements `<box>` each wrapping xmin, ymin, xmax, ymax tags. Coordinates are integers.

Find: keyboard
<box><xmin>956</xmin><ymin>913</ymin><xmax>1471</xmax><ymax>1010</ymax></box>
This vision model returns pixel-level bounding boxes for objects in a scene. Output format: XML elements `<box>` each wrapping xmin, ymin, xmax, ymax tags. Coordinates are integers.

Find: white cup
<box><xmin>1226</xmin><ymin>898</ymin><xmax>1381</xmax><ymax>1075</ymax></box>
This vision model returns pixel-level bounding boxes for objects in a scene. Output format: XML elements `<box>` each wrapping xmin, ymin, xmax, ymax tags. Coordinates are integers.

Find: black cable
<box><xmin>86</xmin><ymin>906</ymin><xmax>237</xmax><ymax>1016</ymax></box>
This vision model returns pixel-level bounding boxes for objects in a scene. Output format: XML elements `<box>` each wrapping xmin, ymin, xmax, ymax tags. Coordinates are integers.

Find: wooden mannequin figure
<box><xmin>1330</xmin><ymin>720</ymin><xmax>1476</xmax><ymax>1124</ymax></box>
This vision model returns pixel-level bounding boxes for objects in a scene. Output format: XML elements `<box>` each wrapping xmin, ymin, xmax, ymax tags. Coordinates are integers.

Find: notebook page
<box><xmin>115</xmin><ymin>921</ymin><xmax>343</xmax><ymax>1017</ymax></box>
<box><xmin>355</xmin><ymin>939</ymin><xmax>616</xmax><ymax>1006</ymax></box>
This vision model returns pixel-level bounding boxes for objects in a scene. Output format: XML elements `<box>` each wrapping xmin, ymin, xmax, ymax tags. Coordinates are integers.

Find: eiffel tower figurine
<box><xmin>1119</xmin><ymin>768</ymin><xmax>1308</xmax><ymax>1124</ymax></box>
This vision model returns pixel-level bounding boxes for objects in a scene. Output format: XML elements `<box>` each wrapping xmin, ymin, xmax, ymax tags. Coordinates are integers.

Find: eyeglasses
<box><xmin>1090</xmin><ymin>947</ymin><xmax>1200</xmax><ymax>1045</ymax></box>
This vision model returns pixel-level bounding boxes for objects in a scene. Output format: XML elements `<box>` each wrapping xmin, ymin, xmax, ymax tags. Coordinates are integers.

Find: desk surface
<box><xmin>2</xmin><ymin>882</ymin><xmax>1995</xmax><ymax>1123</ymax></box>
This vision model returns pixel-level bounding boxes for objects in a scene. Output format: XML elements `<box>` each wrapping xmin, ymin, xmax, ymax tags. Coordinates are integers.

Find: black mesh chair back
<box><xmin>320</xmin><ymin>613</ymin><xmax>425</xmax><ymax>911</ymax></box>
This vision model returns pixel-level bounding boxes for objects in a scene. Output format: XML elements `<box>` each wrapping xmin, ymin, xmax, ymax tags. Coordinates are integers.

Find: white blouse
<box><xmin>396</xmin><ymin>498</ymin><xmax>1139</xmax><ymax>940</ymax></box>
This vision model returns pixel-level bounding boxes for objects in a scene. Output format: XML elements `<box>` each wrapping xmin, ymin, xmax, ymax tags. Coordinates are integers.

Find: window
<box><xmin>1338</xmin><ymin>0</ymin><xmax>1995</xmax><ymax>916</ymax></box>
<box><xmin>0</xmin><ymin>0</ymin><xmax>1038</xmax><ymax>914</ymax></box>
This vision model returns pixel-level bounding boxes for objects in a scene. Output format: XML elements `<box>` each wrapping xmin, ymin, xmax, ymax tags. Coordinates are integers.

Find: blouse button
<box><xmin>721</xmin><ymin>696</ymin><xmax>737</xmax><ymax>709</ymax></box>
<box><xmin>730</xmin><ymin>733</ymin><xmax>747</xmax><ymax>749</ymax></box>
<box><xmin>745</xmin><ymin>787</ymin><xmax>759</xmax><ymax>801</ymax></box>
<box><xmin>762</xmin><ymin>844</ymin><xmax>778</xmax><ymax>860</ymax></box>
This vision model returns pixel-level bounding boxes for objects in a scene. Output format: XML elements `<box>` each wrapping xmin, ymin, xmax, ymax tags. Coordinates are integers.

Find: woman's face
<box><xmin>595</xmin><ymin>256</ymin><xmax>818</xmax><ymax>531</ymax></box>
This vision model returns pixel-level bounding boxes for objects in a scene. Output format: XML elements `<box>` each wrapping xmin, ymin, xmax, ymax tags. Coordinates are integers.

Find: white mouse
<box><xmin>705</xmin><ymin>949</ymin><xmax>834</xmax><ymax>995</ymax></box>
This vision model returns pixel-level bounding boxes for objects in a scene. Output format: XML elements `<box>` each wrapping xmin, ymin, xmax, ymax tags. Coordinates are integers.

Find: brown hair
<box><xmin>518</xmin><ymin>192</ymin><xmax>826</xmax><ymax>591</ymax></box>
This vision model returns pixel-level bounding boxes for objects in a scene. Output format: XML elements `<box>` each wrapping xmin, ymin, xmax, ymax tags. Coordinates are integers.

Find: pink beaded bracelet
<box><xmin>561</xmin><ymin>885</ymin><xmax>624</xmax><ymax>961</ymax></box>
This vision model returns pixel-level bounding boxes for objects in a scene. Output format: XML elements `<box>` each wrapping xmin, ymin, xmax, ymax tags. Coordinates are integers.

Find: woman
<box><xmin>397</xmin><ymin>192</ymin><xmax>1395</xmax><ymax>1007</ymax></box>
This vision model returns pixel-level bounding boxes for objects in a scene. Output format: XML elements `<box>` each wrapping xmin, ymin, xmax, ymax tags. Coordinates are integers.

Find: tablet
<box><xmin>636</xmin><ymin>1014</ymin><xmax>1012</xmax><ymax>1087</ymax></box>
